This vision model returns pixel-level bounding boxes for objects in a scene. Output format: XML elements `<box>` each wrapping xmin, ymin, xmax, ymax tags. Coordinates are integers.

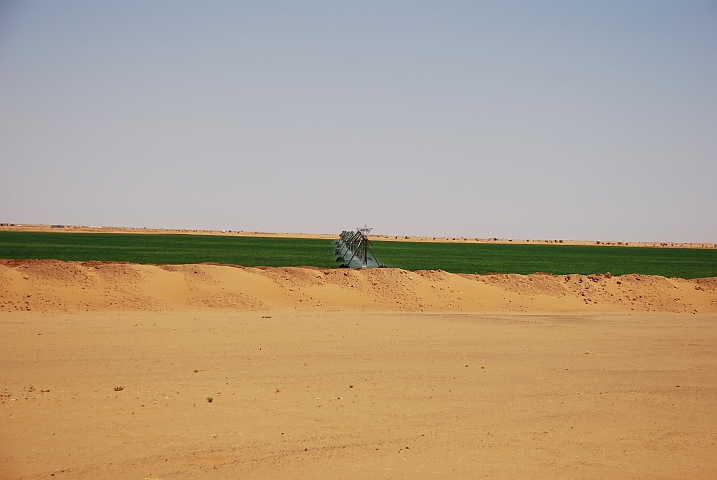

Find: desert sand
<box><xmin>1</xmin><ymin>260</ymin><xmax>717</xmax><ymax>479</ymax></box>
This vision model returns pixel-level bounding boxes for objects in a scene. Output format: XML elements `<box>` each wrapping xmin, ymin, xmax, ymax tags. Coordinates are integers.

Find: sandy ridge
<box><xmin>2</xmin><ymin>259</ymin><xmax>715</xmax><ymax>315</ymax></box>
<box><xmin>2</xmin><ymin>259</ymin><xmax>717</xmax><ymax>479</ymax></box>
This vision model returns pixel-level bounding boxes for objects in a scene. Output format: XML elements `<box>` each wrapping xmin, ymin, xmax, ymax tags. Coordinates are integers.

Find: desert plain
<box><xmin>1</xmin><ymin>259</ymin><xmax>717</xmax><ymax>479</ymax></box>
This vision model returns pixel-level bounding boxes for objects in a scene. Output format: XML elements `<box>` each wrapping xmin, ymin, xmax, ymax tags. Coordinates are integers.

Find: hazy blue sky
<box><xmin>1</xmin><ymin>1</ymin><xmax>715</xmax><ymax>241</ymax></box>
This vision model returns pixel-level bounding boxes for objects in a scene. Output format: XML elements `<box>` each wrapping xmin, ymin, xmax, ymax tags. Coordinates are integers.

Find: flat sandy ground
<box><xmin>1</xmin><ymin>261</ymin><xmax>717</xmax><ymax>479</ymax></box>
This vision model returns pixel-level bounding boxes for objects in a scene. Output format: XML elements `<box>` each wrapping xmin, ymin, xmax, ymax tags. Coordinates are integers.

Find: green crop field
<box><xmin>1</xmin><ymin>231</ymin><xmax>716</xmax><ymax>278</ymax></box>
<box><xmin>0</xmin><ymin>231</ymin><xmax>337</xmax><ymax>268</ymax></box>
<box><xmin>374</xmin><ymin>241</ymin><xmax>717</xmax><ymax>279</ymax></box>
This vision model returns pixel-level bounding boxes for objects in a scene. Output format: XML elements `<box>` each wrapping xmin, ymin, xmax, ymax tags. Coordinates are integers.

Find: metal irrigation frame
<box><xmin>335</xmin><ymin>226</ymin><xmax>384</xmax><ymax>268</ymax></box>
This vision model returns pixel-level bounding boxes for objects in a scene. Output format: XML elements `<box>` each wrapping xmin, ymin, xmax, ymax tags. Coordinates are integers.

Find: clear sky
<box><xmin>1</xmin><ymin>1</ymin><xmax>715</xmax><ymax>242</ymax></box>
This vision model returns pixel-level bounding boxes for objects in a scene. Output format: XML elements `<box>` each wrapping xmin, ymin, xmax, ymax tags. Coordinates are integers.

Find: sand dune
<box><xmin>2</xmin><ymin>260</ymin><xmax>717</xmax><ymax>479</ymax></box>
<box><xmin>1</xmin><ymin>259</ymin><xmax>715</xmax><ymax>314</ymax></box>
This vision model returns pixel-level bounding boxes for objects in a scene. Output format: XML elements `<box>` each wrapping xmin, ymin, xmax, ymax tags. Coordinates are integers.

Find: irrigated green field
<box><xmin>0</xmin><ymin>232</ymin><xmax>335</xmax><ymax>268</ymax></box>
<box><xmin>374</xmin><ymin>241</ymin><xmax>717</xmax><ymax>278</ymax></box>
<box><xmin>1</xmin><ymin>231</ymin><xmax>716</xmax><ymax>278</ymax></box>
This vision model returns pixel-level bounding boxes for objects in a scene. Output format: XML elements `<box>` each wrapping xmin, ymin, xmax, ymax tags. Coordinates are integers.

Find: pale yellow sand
<box><xmin>1</xmin><ymin>260</ymin><xmax>716</xmax><ymax>315</ymax></box>
<box><xmin>1</xmin><ymin>261</ymin><xmax>717</xmax><ymax>479</ymax></box>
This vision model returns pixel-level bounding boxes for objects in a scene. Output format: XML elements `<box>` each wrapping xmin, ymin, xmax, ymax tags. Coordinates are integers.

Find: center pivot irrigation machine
<box><xmin>335</xmin><ymin>226</ymin><xmax>385</xmax><ymax>269</ymax></box>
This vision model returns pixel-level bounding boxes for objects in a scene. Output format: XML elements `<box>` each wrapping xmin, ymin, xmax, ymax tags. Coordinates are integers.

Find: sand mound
<box><xmin>1</xmin><ymin>259</ymin><xmax>715</xmax><ymax>314</ymax></box>
<box><xmin>2</xmin><ymin>260</ymin><xmax>717</xmax><ymax>479</ymax></box>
